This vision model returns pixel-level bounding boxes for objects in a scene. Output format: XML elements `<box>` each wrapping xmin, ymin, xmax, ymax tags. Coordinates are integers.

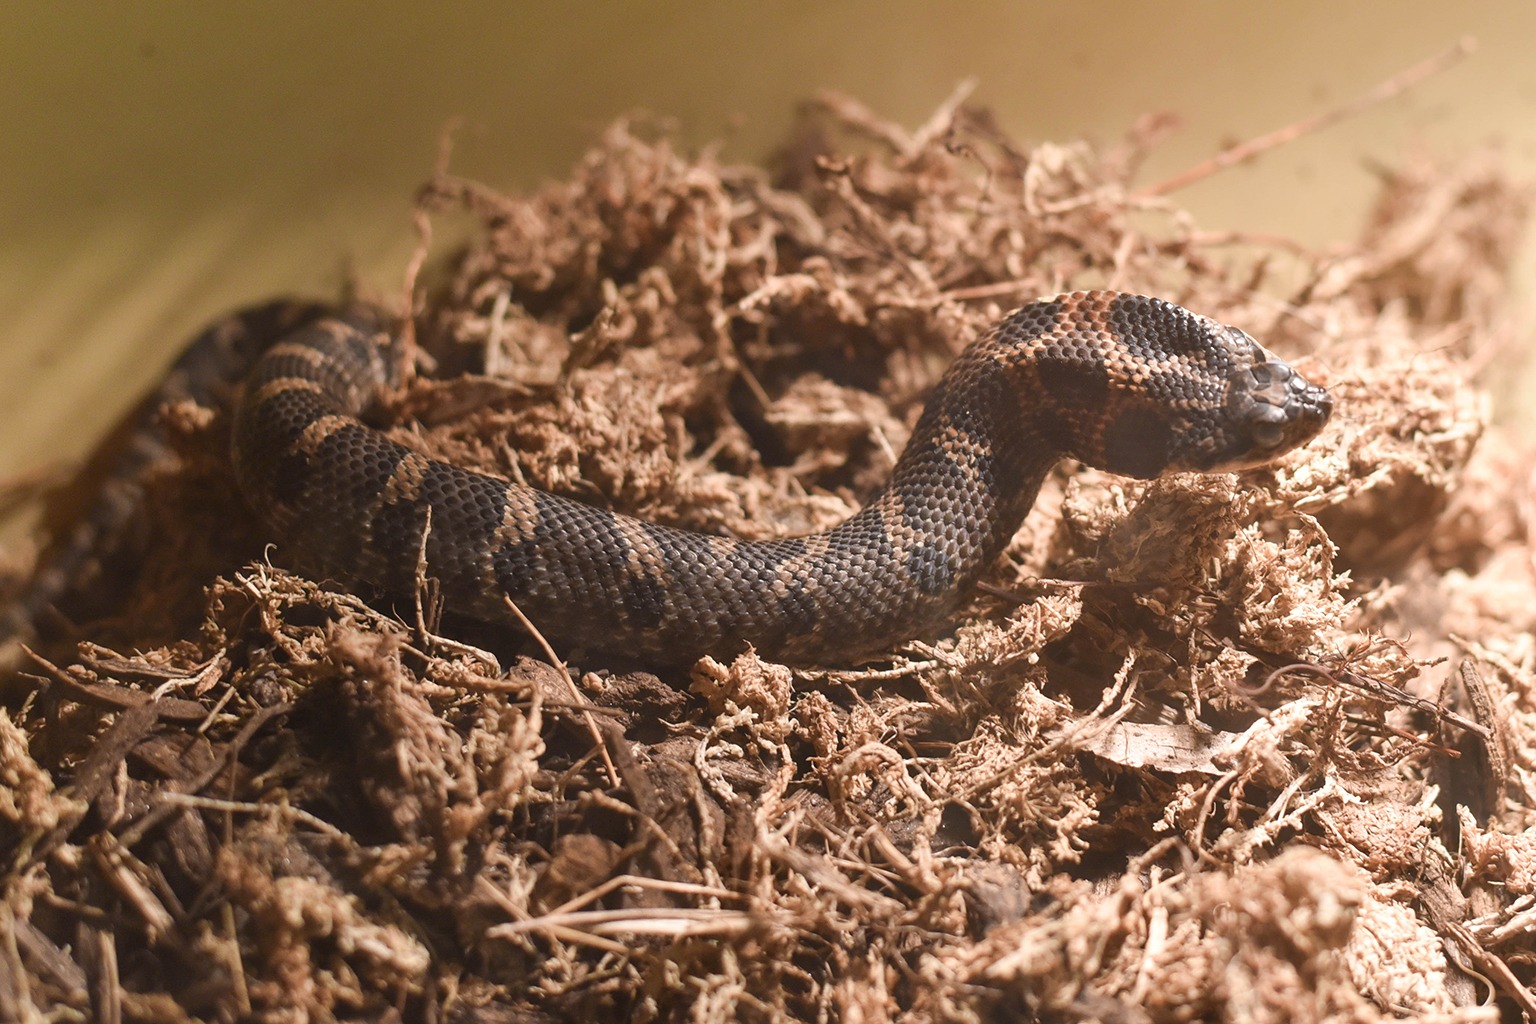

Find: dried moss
<box><xmin>2</xmin><ymin>90</ymin><xmax>1534</xmax><ymax>1022</ymax></box>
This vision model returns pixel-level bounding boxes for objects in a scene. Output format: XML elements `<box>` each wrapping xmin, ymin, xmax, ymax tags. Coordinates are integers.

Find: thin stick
<box><xmin>502</xmin><ymin>594</ymin><xmax>621</xmax><ymax>788</ymax></box>
<box><xmin>1136</xmin><ymin>37</ymin><xmax>1476</xmax><ymax>199</ymax></box>
<box><xmin>396</xmin><ymin>118</ymin><xmax>463</xmax><ymax>376</ymax></box>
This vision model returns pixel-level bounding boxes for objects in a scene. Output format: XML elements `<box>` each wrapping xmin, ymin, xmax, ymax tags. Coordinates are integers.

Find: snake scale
<box><xmin>221</xmin><ymin>290</ymin><xmax>1331</xmax><ymax>664</ymax></box>
<box><xmin>7</xmin><ymin>291</ymin><xmax>1331</xmax><ymax>665</ymax></box>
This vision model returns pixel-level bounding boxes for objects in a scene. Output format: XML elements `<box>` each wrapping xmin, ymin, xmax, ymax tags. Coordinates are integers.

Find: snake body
<box><xmin>229</xmin><ymin>291</ymin><xmax>1330</xmax><ymax>664</ymax></box>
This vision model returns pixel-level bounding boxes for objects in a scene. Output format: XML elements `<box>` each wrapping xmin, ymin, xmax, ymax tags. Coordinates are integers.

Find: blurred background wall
<box><xmin>2</xmin><ymin>3</ymin><xmax>1532</xmax><ymax>502</ymax></box>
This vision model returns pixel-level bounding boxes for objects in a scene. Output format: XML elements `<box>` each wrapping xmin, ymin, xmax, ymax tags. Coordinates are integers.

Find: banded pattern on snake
<box><xmin>224</xmin><ymin>290</ymin><xmax>1331</xmax><ymax>664</ymax></box>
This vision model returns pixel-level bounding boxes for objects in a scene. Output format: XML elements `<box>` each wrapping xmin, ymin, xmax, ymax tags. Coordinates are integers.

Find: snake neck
<box><xmin>731</xmin><ymin>345</ymin><xmax>1054</xmax><ymax>662</ymax></box>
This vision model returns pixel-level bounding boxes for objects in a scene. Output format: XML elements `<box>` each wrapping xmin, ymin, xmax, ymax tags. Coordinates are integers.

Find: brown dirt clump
<box><xmin>3</xmin><ymin>89</ymin><xmax>1535</xmax><ymax>1022</ymax></box>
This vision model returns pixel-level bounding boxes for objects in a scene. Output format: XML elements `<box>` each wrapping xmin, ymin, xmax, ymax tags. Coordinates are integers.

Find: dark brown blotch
<box><xmin>416</xmin><ymin>462</ymin><xmax>513</xmax><ymax>591</ymax></box>
<box><xmin>1099</xmin><ymin>404</ymin><xmax>1176</xmax><ymax>479</ymax></box>
<box><xmin>491</xmin><ymin>531</ymin><xmax>545</xmax><ymax>609</ymax></box>
<box><xmin>1034</xmin><ymin>358</ymin><xmax>1110</xmax><ymax>407</ymax></box>
<box><xmin>774</xmin><ymin>571</ymin><xmax>823</xmax><ymax>640</ymax></box>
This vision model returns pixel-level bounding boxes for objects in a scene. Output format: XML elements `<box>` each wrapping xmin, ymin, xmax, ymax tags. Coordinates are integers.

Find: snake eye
<box><xmin>1250</xmin><ymin>417</ymin><xmax>1287</xmax><ymax>448</ymax></box>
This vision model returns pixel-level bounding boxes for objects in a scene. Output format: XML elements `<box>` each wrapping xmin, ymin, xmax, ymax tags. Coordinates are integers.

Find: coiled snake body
<box><xmin>227</xmin><ymin>290</ymin><xmax>1330</xmax><ymax>664</ymax></box>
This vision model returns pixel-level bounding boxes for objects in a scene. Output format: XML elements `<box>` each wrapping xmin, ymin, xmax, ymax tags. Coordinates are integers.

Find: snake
<box><xmin>2</xmin><ymin>291</ymin><xmax>1332</xmax><ymax>664</ymax></box>
<box><xmin>218</xmin><ymin>290</ymin><xmax>1331</xmax><ymax>664</ymax></box>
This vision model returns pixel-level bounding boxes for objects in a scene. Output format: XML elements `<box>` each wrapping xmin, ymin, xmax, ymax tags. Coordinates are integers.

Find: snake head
<box><xmin>1198</xmin><ymin>328</ymin><xmax>1333</xmax><ymax>472</ymax></box>
<box><xmin>1085</xmin><ymin>320</ymin><xmax>1332</xmax><ymax>479</ymax></box>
